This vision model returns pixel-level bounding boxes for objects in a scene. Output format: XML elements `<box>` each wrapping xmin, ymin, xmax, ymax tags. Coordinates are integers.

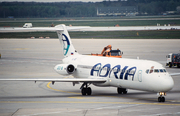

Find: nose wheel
<box><xmin>158</xmin><ymin>92</ymin><xmax>166</xmax><ymax>102</ymax></box>
<box><xmin>158</xmin><ymin>96</ymin><xmax>165</xmax><ymax>102</ymax></box>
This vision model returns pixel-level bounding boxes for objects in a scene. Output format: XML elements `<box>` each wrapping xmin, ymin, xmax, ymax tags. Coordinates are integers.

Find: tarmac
<box><xmin>0</xmin><ymin>39</ymin><xmax>180</xmax><ymax>116</ymax></box>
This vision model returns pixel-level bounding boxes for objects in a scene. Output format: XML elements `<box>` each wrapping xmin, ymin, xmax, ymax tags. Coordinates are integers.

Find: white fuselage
<box><xmin>56</xmin><ymin>54</ymin><xmax>174</xmax><ymax>93</ymax></box>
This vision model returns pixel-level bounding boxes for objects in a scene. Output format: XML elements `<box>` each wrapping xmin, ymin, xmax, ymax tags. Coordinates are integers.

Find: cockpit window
<box><xmin>154</xmin><ymin>69</ymin><xmax>159</xmax><ymax>73</ymax></box>
<box><xmin>146</xmin><ymin>69</ymin><xmax>149</xmax><ymax>74</ymax></box>
<box><xmin>149</xmin><ymin>69</ymin><xmax>153</xmax><ymax>73</ymax></box>
<box><xmin>146</xmin><ymin>69</ymin><xmax>167</xmax><ymax>74</ymax></box>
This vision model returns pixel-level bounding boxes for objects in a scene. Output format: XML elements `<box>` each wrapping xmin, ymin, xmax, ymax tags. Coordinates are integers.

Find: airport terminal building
<box><xmin>97</xmin><ymin>6</ymin><xmax>138</xmax><ymax>16</ymax></box>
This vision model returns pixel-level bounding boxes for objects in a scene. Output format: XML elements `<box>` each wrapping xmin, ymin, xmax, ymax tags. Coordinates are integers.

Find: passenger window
<box><xmin>160</xmin><ymin>69</ymin><xmax>164</xmax><ymax>72</ymax></box>
<box><xmin>154</xmin><ymin>69</ymin><xmax>159</xmax><ymax>73</ymax></box>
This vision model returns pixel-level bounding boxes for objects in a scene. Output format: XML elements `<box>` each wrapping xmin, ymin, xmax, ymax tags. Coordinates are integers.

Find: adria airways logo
<box><xmin>90</xmin><ymin>63</ymin><xmax>137</xmax><ymax>81</ymax></box>
<box><xmin>62</xmin><ymin>34</ymin><xmax>70</xmax><ymax>56</ymax></box>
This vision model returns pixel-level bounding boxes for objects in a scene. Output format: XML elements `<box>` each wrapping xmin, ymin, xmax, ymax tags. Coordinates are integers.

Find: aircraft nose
<box><xmin>162</xmin><ymin>75</ymin><xmax>174</xmax><ymax>92</ymax></box>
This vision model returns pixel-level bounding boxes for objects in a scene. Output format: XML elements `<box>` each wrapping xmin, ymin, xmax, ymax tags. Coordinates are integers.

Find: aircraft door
<box><xmin>138</xmin><ymin>70</ymin><xmax>142</xmax><ymax>82</ymax></box>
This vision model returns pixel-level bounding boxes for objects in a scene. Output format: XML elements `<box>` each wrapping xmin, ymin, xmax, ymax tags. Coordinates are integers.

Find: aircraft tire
<box><xmin>177</xmin><ymin>64</ymin><xmax>180</xmax><ymax>68</ymax></box>
<box><xmin>117</xmin><ymin>88</ymin><xmax>123</xmax><ymax>94</ymax></box>
<box><xmin>81</xmin><ymin>87</ymin><xmax>92</xmax><ymax>96</ymax></box>
<box><xmin>158</xmin><ymin>97</ymin><xmax>161</xmax><ymax>102</ymax></box>
<box><xmin>158</xmin><ymin>97</ymin><xmax>165</xmax><ymax>102</ymax></box>
<box><xmin>87</xmin><ymin>87</ymin><xmax>92</xmax><ymax>95</ymax></box>
<box><xmin>117</xmin><ymin>88</ymin><xmax>127</xmax><ymax>94</ymax></box>
<box><xmin>161</xmin><ymin>97</ymin><xmax>165</xmax><ymax>102</ymax></box>
<box><xmin>123</xmin><ymin>90</ymin><xmax>127</xmax><ymax>94</ymax></box>
<box><xmin>169</xmin><ymin>63</ymin><xmax>172</xmax><ymax>68</ymax></box>
<box><xmin>81</xmin><ymin>88</ymin><xmax>87</xmax><ymax>95</ymax></box>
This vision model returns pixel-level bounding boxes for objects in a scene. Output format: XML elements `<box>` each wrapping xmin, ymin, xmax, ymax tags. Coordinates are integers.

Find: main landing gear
<box><xmin>80</xmin><ymin>82</ymin><xmax>92</xmax><ymax>95</ymax></box>
<box><xmin>158</xmin><ymin>92</ymin><xmax>166</xmax><ymax>102</ymax></box>
<box><xmin>117</xmin><ymin>88</ymin><xmax>127</xmax><ymax>94</ymax></box>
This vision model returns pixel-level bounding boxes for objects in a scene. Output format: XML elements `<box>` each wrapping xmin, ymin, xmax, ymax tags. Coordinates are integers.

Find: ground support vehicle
<box><xmin>166</xmin><ymin>53</ymin><xmax>180</xmax><ymax>68</ymax></box>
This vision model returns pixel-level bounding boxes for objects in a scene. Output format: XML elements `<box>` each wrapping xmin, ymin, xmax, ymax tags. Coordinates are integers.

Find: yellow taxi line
<box><xmin>47</xmin><ymin>82</ymin><xmax>80</xmax><ymax>94</ymax></box>
<box><xmin>46</xmin><ymin>82</ymin><xmax>180</xmax><ymax>106</ymax></box>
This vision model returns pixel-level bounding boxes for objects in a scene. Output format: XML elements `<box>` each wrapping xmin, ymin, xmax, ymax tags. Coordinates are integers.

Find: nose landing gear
<box><xmin>158</xmin><ymin>96</ymin><xmax>165</xmax><ymax>102</ymax></box>
<box><xmin>158</xmin><ymin>92</ymin><xmax>166</xmax><ymax>102</ymax></box>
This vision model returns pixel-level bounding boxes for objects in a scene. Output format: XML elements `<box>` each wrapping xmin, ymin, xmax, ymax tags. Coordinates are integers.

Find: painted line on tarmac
<box><xmin>47</xmin><ymin>82</ymin><xmax>93</xmax><ymax>99</ymax></box>
<box><xmin>47</xmin><ymin>82</ymin><xmax>81</xmax><ymax>95</ymax></box>
<box><xmin>13</xmin><ymin>48</ymin><xmax>29</xmax><ymax>50</ymax></box>
<box><xmin>46</xmin><ymin>82</ymin><xmax>180</xmax><ymax>105</ymax></box>
<box><xmin>0</xmin><ymin>83</ymin><xmax>179</xmax><ymax>106</ymax></box>
<box><xmin>0</xmin><ymin>101</ymin><xmax>180</xmax><ymax>106</ymax></box>
<box><xmin>68</xmin><ymin>96</ymin><xmax>93</xmax><ymax>99</ymax></box>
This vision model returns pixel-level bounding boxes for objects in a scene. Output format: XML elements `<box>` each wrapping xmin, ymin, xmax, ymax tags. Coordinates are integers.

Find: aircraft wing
<box><xmin>170</xmin><ymin>73</ymin><xmax>180</xmax><ymax>76</ymax></box>
<box><xmin>0</xmin><ymin>78</ymin><xmax>106</xmax><ymax>83</ymax></box>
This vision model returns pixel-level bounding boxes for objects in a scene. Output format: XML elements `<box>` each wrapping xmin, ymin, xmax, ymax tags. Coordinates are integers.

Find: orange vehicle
<box><xmin>91</xmin><ymin>45</ymin><xmax>123</xmax><ymax>58</ymax></box>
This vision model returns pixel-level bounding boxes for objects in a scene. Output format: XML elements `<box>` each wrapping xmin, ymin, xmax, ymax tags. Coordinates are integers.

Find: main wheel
<box><xmin>117</xmin><ymin>88</ymin><xmax>123</xmax><ymax>94</ymax></box>
<box><xmin>117</xmin><ymin>88</ymin><xmax>127</xmax><ymax>94</ymax></box>
<box><xmin>123</xmin><ymin>89</ymin><xmax>127</xmax><ymax>94</ymax></box>
<box><xmin>81</xmin><ymin>88</ymin><xmax>87</xmax><ymax>95</ymax></box>
<box><xmin>87</xmin><ymin>87</ymin><xmax>92</xmax><ymax>95</ymax></box>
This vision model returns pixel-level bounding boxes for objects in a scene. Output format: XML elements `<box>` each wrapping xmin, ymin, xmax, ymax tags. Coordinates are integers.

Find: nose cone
<box><xmin>161</xmin><ymin>75</ymin><xmax>174</xmax><ymax>92</ymax></box>
<box><xmin>166</xmin><ymin>79</ymin><xmax>174</xmax><ymax>91</ymax></box>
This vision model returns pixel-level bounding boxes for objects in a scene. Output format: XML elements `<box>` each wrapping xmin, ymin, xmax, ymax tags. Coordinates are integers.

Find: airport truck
<box><xmin>166</xmin><ymin>53</ymin><xmax>180</xmax><ymax>68</ymax></box>
<box><xmin>91</xmin><ymin>45</ymin><xmax>123</xmax><ymax>58</ymax></box>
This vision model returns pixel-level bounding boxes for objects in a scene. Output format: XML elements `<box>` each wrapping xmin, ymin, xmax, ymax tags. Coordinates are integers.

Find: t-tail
<box><xmin>56</xmin><ymin>24</ymin><xmax>78</xmax><ymax>57</ymax></box>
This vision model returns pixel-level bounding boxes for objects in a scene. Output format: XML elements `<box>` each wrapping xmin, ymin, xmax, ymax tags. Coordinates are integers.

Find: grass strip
<box><xmin>0</xmin><ymin>30</ymin><xmax>180</xmax><ymax>39</ymax></box>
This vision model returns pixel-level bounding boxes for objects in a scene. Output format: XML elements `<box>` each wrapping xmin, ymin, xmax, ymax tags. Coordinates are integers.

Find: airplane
<box><xmin>0</xmin><ymin>24</ymin><xmax>179</xmax><ymax>102</ymax></box>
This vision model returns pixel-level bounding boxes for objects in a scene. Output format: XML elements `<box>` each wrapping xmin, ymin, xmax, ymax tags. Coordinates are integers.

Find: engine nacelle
<box><xmin>54</xmin><ymin>64</ymin><xmax>76</xmax><ymax>75</ymax></box>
